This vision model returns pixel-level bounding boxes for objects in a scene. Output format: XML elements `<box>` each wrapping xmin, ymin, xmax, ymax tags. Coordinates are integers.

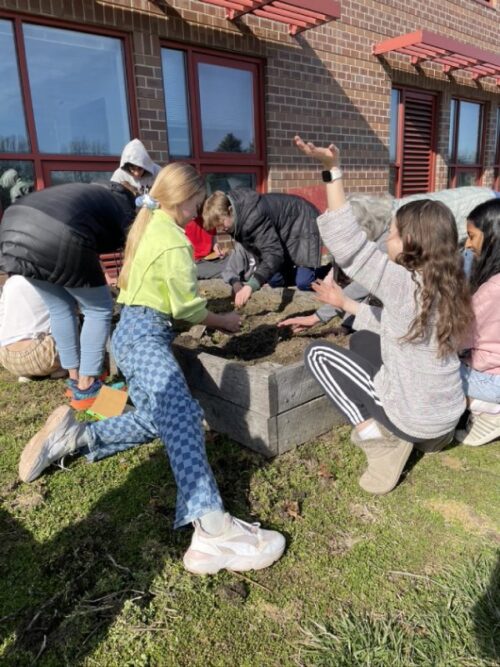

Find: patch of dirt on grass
<box><xmin>439</xmin><ymin>455</ymin><xmax>465</xmax><ymax>471</ymax></box>
<box><xmin>350</xmin><ymin>503</ymin><xmax>381</xmax><ymax>524</ymax></box>
<box><xmin>425</xmin><ymin>499</ymin><xmax>500</xmax><ymax>541</ymax></box>
<box><xmin>175</xmin><ymin>279</ymin><xmax>350</xmax><ymax>365</ymax></box>
<box><xmin>10</xmin><ymin>490</ymin><xmax>46</xmax><ymax>510</ymax></box>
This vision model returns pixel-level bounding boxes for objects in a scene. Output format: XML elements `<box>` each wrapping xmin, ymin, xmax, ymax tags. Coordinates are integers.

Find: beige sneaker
<box><xmin>351</xmin><ymin>425</ymin><xmax>413</xmax><ymax>495</ymax></box>
<box><xmin>183</xmin><ymin>513</ymin><xmax>286</xmax><ymax>575</ymax></box>
<box><xmin>19</xmin><ymin>406</ymin><xmax>85</xmax><ymax>483</ymax></box>
<box><xmin>456</xmin><ymin>412</ymin><xmax>500</xmax><ymax>447</ymax></box>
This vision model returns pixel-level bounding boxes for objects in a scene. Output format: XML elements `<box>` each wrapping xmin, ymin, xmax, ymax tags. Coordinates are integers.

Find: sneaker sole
<box><xmin>183</xmin><ymin>545</ymin><xmax>285</xmax><ymax>575</ymax></box>
<box><xmin>70</xmin><ymin>397</ymin><xmax>96</xmax><ymax>411</ymax></box>
<box><xmin>19</xmin><ymin>405</ymin><xmax>73</xmax><ymax>483</ymax></box>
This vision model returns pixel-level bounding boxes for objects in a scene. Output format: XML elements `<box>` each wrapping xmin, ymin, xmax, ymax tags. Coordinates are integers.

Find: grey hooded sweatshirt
<box><xmin>111</xmin><ymin>139</ymin><xmax>161</xmax><ymax>193</ymax></box>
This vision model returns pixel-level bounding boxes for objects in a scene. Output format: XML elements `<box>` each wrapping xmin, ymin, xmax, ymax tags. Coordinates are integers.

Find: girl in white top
<box><xmin>0</xmin><ymin>276</ymin><xmax>62</xmax><ymax>379</ymax></box>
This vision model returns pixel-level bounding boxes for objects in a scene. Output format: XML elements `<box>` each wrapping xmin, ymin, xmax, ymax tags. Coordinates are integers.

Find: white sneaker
<box><xmin>455</xmin><ymin>412</ymin><xmax>500</xmax><ymax>446</ymax></box>
<box><xmin>183</xmin><ymin>513</ymin><xmax>286</xmax><ymax>575</ymax></box>
<box><xmin>19</xmin><ymin>406</ymin><xmax>85</xmax><ymax>483</ymax></box>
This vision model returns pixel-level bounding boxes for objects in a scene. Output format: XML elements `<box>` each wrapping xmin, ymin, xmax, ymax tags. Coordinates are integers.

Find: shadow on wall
<box><xmin>115</xmin><ymin>0</ymin><xmax>390</xmax><ymax>202</ymax></box>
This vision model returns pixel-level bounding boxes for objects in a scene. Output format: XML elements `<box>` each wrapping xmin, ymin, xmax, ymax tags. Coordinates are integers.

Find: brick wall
<box><xmin>1</xmin><ymin>0</ymin><xmax>499</xmax><ymax>196</ymax></box>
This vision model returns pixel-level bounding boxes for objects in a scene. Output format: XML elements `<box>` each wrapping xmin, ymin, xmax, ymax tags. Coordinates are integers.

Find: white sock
<box><xmin>199</xmin><ymin>509</ymin><xmax>226</xmax><ymax>536</ymax></box>
<box><xmin>356</xmin><ymin>420</ymin><xmax>383</xmax><ymax>440</ymax></box>
<box><xmin>469</xmin><ymin>399</ymin><xmax>500</xmax><ymax>415</ymax></box>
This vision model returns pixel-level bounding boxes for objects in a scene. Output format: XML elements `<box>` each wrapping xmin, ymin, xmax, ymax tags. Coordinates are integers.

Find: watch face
<box><xmin>321</xmin><ymin>170</ymin><xmax>332</xmax><ymax>183</ymax></box>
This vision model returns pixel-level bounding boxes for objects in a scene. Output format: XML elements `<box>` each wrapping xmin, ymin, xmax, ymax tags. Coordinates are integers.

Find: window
<box><xmin>448</xmin><ymin>98</ymin><xmax>485</xmax><ymax>187</ymax></box>
<box><xmin>494</xmin><ymin>107</ymin><xmax>500</xmax><ymax>191</ymax></box>
<box><xmin>161</xmin><ymin>44</ymin><xmax>265</xmax><ymax>193</ymax></box>
<box><xmin>0</xmin><ymin>13</ymin><xmax>137</xmax><ymax>213</ymax></box>
<box><xmin>389</xmin><ymin>87</ymin><xmax>437</xmax><ymax>197</ymax></box>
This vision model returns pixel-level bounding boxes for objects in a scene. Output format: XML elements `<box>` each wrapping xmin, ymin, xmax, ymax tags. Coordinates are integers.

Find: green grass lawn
<box><xmin>0</xmin><ymin>367</ymin><xmax>499</xmax><ymax>666</ymax></box>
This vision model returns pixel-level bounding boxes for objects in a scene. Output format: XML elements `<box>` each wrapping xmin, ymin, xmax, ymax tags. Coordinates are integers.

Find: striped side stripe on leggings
<box><xmin>306</xmin><ymin>344</ymin><xmax>382</xmax><ymax>425</ymax></box>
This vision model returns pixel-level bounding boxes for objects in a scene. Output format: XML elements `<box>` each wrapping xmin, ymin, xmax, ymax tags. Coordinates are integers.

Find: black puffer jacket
<box><xmin>227</xmin><ymin>189</ymin><xmax>321</xmax><ymax>287</ymax></box>
<box><xmin>0</xmin><ymin>182</ymin><xmax>136</xmax><ymax>287</ymax></box>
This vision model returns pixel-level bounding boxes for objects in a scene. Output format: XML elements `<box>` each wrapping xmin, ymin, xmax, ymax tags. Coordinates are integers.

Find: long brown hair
<box><xmin>118</xmin><ymin>162</ymin><xmax>205</xmax><ymax>289</ymax></box>
<box><xmin>395</xmin><ymin>199</ymin><xmax>473</xmax><ymax>357</ymax></box>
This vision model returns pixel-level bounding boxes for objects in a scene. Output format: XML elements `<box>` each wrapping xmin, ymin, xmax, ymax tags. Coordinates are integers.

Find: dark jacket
<box><xmin>0</xmin><ymin>182</ymin><xmax>135</xmax><ymax>287</ymax></box>
<box><xmin>227</xmin><ymin>189</ymin><xmax>321</xmax><ymax>287</ymax></box>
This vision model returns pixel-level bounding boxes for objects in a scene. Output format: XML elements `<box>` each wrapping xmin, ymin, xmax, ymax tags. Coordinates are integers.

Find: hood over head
<box><xmin>119</xmin><ymin>139</ymin><xmax>161</xmax><ymax>177</ymax></box>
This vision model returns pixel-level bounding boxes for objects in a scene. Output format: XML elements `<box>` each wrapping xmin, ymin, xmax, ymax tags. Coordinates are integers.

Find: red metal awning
<box><xmin>197</xmin><ymin>0</ymin><xmax>340</xmax><ymax>35</ymax></box>
<box><xmin>373</xmin><ymin>30</ymin><xmax>500</xmax><ymax>86</ymax></box>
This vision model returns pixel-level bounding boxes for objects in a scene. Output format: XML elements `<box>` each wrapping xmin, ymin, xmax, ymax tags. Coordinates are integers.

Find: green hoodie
<box><xmin>118</xmin><ymin>209</ymin><xmax>208</xmax><ymax>323</ymax></box>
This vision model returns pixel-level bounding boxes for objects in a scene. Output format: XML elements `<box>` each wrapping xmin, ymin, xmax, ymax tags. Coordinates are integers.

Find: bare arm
<box><xmin>293</xmin><ymin>135</ymin><xmax>345</xmax><ymax>211</ymax></box>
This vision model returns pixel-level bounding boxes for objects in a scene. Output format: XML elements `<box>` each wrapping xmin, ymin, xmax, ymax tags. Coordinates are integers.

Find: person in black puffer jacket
<box><xmin>0</xmin><ymin>181</ymin><xmax>136</xmax><ymax>402</ymax></box>
<box><xmin>202</xmin><ymin>188</ymin><xmax>329</xmax><ymax>307</ymax></box>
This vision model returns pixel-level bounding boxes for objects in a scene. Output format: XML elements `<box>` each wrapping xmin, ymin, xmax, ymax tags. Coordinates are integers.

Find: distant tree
<box><xmin>66</xmin><ymin>138</ymin><xmax>109</xmax><ymax>155</ymax></box>
<box><xmin>0</xmin><ymin>135</ymin><xmax>30</xmax><ymax>152</ymax></box>
<box><xmin>216</xmin><ymin>133</ymin><xmax>243</xmax><ymax>153</ymax></box>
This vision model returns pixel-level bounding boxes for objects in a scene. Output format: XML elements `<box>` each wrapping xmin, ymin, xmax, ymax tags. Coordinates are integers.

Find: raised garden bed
<box><xmin>174</xmin><ymin>280</ymin><xmax>348</xmax><ymax>457</ymax></box>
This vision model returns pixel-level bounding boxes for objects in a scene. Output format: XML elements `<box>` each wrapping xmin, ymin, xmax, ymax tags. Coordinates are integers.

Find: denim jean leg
<box><xmin>25</xmin><ymin>279</ymin><xmax>80</xmax><ymax>370</ymax></box>
<box><xmin>460</xmin><ymin>363</ymin><xmax>500</xmax><ymax>402</ymax></box>
<box><xmin>65</xmin><ymin>285</ymin><xmax>113</xmax><ymax>377</ymax></box>
<box><xmin>88</xmin><ymin>307</ymin><xmax>223</xmax><ymax>528</ymax></box>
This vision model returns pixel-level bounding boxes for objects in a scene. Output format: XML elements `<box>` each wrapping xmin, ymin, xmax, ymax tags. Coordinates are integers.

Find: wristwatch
<box><xmin>321</xmin><ymin>167</ymin><xmax>343</xmax><ymax>183</ymax></box>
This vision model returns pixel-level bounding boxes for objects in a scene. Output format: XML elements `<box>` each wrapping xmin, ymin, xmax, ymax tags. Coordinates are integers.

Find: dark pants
<box><xmin>305</xmin><ymin>330</ymin><xmax>452</xmax><ymax>452</ymax></box>
<box><xmin>268</xmin><ymin>263</ymin><xmax>331</xmax><ymax>290</ymax></box>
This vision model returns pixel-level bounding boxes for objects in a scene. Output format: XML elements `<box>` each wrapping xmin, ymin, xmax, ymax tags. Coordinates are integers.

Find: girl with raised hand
<box><xmin>18</xmin><ymin>162</ymin><xmax>285</xmax><ymax>575</ymax></box>
<box><xmin>295</xmin><ymin>136</ymin><xmax>473</xmax><ymax>495</ymax></box>
<box><xmin>456</xmin><ymin>199</ymin><xmax>500</xmax><ymax>446</ymax></box>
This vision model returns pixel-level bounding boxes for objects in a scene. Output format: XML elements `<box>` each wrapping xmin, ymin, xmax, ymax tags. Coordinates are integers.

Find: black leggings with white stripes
<box><xmin>305</xmin><ymin>330</ymin><xmax>427</xmax><ymax>444</ymax></box>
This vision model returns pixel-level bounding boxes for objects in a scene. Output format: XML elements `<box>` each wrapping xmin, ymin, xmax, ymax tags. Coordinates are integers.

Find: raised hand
<box><xmin>293</xmin><ymin>135</ymin><xmax>340</xmax><ymax>169</ymax></box>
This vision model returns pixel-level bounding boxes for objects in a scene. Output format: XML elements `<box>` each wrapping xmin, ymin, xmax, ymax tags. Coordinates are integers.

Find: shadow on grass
<box><xmin>473</xmin><ymin>551</ymin><xmax>500</xmax><ymax>663</ymax></box>
<box><xmin>0</xmin><ymin>436</ymin><xmax>266</xmax><ymax>666</ymax></box>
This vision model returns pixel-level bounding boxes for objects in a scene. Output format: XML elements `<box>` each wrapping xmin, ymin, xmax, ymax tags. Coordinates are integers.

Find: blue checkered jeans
<box><xmin>85</xmin><ymin>306</ymin><xmax>223</xmax><ymax>528</ymax></box>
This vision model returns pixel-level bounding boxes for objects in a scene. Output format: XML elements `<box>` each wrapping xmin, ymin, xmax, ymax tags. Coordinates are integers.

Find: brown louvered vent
<box><xmin>401</xmin><ymin>90</ymin><xmax>437</xmax><ymax>196</ymax></box>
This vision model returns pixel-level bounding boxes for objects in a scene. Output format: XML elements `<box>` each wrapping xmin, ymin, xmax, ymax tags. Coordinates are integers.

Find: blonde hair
<box><xmin>202</xmin><ymin>191</ymin><xmax>231</xmax><ymax>231</ymax></box>
<box><xmin>118</xmin><ymin>162</ymin><xmax>205</xmax><ymax>289</ymax></box>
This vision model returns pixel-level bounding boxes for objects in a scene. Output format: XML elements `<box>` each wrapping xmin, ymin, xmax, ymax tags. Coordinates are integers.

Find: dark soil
<box><xmin>174</xmin><ymin>279</ymin><xmax>350</xmax><ymax>365</ymax></box>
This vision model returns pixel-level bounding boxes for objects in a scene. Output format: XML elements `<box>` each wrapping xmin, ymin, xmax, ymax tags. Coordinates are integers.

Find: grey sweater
<box><xmin>317</xmin><ymin>203</ymin><xmax>465</xmax><ymax>439</ymax></box>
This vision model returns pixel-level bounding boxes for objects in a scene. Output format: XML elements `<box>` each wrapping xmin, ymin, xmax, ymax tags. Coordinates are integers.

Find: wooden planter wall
<box><xmin>174</xmin><ymin>346</ymin><xmax>346</xmax><ymax>457</ymax></box>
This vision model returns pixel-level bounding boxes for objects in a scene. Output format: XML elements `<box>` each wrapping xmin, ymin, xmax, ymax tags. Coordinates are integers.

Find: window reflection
<box><xmin>49</xmin><ymin>170</ymin><xmax>114</xmax><ymax>186</ymax></box>
<box><xmin>162</xmin><ymin>49</ymin><xmax>192</xmax><ymax>157</ymax></box>
<box><xmin>24</xmin><ymin>24</ymin><xmax>130</xmax><ymax>155</ymax></box>
<box><xmin>389</xmin><ymin>89</ymin><xmax>399</xmax><ymax>164</ymax></box>
<box><xmin>448</xmin><ymin>99</ymin><xmax>456</xmax><ymax>160</ymax></box>
<box><xmin>205</xmin><ymin>172</ymin><xmax>255</xmax><ymax>193</ymax></box>
<box><xmin>0</xmin><ymin>161</ymin><xmax>34</xmax><ymax>214</ymax></box>
<box><xmin>455</xmin><ymin>101</ymin><xmax>482</xmax><ymax>165</ymax></box>
<box><xmin>198</xmin><ymin>63</ymin><xmax>255</xmax><ymax>153</ymax></box>
<box><xmin>456</xmin><ymin>171</ymin><xmax>478</xmax><ymax>187</ymax></box>
<box><xmin>0</xmin><ymin>21</ymin><xmax>30</xmax><ymax>153</ymax></box>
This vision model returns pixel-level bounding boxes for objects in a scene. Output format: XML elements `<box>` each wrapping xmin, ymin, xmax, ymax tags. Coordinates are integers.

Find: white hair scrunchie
<box><xmin>135</xmin><ymin>193</ymin><xmax>159</xmax><ymax>210</ymax></box>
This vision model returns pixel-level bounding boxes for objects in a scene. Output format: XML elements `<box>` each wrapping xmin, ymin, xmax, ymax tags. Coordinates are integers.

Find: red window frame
<box><xmin>448</xmin><ymin>97</ymin><xmax>486</xmax><ymax>188</ymax></box>
<box><xmin>161</xmin><ymin>41</ymin><xmax>267</xmax><ymax>192</ymax></box>
<box><xmin>0</xmin><ymin>10</ymin><xmax>138</xmax><ymax>191</ymax></box>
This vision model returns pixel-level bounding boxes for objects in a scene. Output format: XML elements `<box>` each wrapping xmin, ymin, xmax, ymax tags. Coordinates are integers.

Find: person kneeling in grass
<box><xmin>18</xmin><ymin>162</ymin><xmax>285</xmax><ymax>575</ymax></box>
<box><xmin>295</xmin><ymin>135</ymin><xmax>473</xmax><ymax>495</ymax></box>
<box><xmin>456</xmin><ymin>199</ymin><xmax>500</xmax><ymax>446</ymax></box>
